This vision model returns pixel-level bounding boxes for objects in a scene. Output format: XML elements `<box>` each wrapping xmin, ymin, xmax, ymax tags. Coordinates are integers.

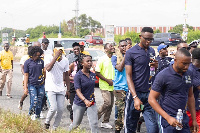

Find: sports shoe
<box><xmin>31</xmin><ymin>114</ymin><xmax>37</xmax><ymax>121</ymax></box>
<box><xmin>100</xmin><ymin>122</ymin><xmax>113</xmax><ymax>129</ymax></box>
<box><xmin>45</xmin><ymin>123</ymin><xmax>50</xmax><ymax>129</ymax></box>
<box><xmin>42</xmin><ymin>104</ymin><xmax>48</xmax><ymax>111</ymax></box>
<box><xmin>6</xmin><ymin>95</ymin><xmax>12</xmax><ymax>98</ymax></box>
<box><xmin>18</xmin><ymin>101</ymin><xmax>23</xmax><ymax>110</ymax></box>
<box><xmin>40</xmin><ymin>111</ymin><xmax>45</xmax><ymax>119</ymax></box>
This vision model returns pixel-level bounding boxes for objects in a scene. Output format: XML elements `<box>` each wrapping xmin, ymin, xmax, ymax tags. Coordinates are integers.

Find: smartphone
<box><xmin>140</xmin><ymin>104</ymin><xmax>144</xmax><ymax>111</ymax></box>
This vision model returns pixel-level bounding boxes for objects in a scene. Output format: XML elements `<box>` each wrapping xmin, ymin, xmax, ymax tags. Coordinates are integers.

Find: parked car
<box><xmin>65</xmin><ymin>48</ymin><xmax>105</xmax><ymax>86</ymax></box>
<box><xmin>85</xmin><ymin>35</ymin><xmax>103</xmax><ymax>45</ymax></box>
<box><xmin>151</xmin><ymin>33</ymin><xmax>183</xmax><ymax>46</ymax></box>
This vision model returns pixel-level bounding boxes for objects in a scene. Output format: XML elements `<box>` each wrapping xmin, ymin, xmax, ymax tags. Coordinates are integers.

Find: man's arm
<box><xmin>24</xmin><ymin>73</ymin><xmax>29</xmax><ymax>95</ymax></box>
<box><xmin>125</xmin><ymin>65</ymin><xmax>143</xmax><ymax>110</ymax></box>
<box><xmin>11</xmin><ymin>60</ymin><xmax>13</xmax><ymax>70</ymax></box>
<box><xmin>148</xmin><ymin>90</ymin><xmax>182</xmax><ymax>127</ymax></box>
<box><xmin>188</xmin><ymin>87</ymin><xmax>198</xmax><ymax>132</ymax></box>
<box><xmin>20</xmin><ymin>64</ymin><xmax>24</xmax><ymax>75</ymax></box>
<box><xmin>115</xmin><ymin>55</ymin><xmax>125</xmax><ymax>72</ymax></box>
<box><xmin>45</xmin><ymin>50</ymin><xmax>62</xmax><ymax>72</ymax></box>
<box><xmin>64</xmin><ymin>71</ymin><xmax>70</xmax><ymax>98</ymax></box>
<box><xmin>95</xmin><ymin>72</ymin><xmax>113</xmax><ymax>86</ymax></box>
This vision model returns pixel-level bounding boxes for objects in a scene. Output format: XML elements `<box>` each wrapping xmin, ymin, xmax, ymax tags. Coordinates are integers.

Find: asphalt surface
<box><xmin>0</xmin><ymin>62</ymin><xmax>147</xmax><ymax>133</ymax></box>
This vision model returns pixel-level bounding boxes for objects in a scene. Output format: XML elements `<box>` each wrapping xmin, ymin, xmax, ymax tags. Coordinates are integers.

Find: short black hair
<box><xmin>104</xmin><ymin>43</ymin><xmax>110</xmax><ymax>49</ymax></box>
<box><xmin>177</xmin><ymin>40</ymin><xmax>187</xmax><ymax>46</ymax></box>
<box><xmin>125</xmin><ymin>38</ymin><xmax>131</xmax><ymax>41</ymax></box>
<box><xmin>28</xmin><ymin>46</ymin><xmax>43</xmax><ymax>57</ymax></box>
<box><xmin>119</xmin><ymin>40</ymin><xmax>126</xmax><ymax>44</ymax></box>
<box><xmin>72</xmin><ymin>42</ymin><xmax>80</xmax><ymax>47</ymax></box>
<box><xmin>54</xmin><ymin>44</ymin><xmax>63</xmax><ymax>48</ymax></box>
<box><xmin>27</xmin><ymin>46</ymin><xmax>32</xmax><ymax>54</ymax></box>
<box><xmin>192</xmin><ymin>48</ymin><xmax>200</xmax><ymax>59</ymax></box>
<box><xmin>177</xmin><ymin>48</ymin><xmax>191</xmax><ymax>57</ymax></box>
<box><xmin>141</xmin><ymin>27</ymin><xmax>154</xmax><ymax>33</ymax></box>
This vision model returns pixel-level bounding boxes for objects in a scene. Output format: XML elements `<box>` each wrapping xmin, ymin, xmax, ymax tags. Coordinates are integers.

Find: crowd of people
<box><xmin>0</xmin><ymin>27</ymin><xmax>200</xmax><ymax>133</ymax></box>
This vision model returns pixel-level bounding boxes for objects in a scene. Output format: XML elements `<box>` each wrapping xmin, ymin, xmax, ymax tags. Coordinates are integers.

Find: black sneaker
<box><xmin>18</xmin><ymin>101</ymin><xmax>23</xmax><ymax>110</ymax></box>
<box><xmin>42</xmin><ymin>104</ymin><xmax>48</xmax><ymax>111</ymax></box>
<box><xmin>45</xmin><ymin>123</ymin><xmax>50</xmax><ymax>129</ymax></box>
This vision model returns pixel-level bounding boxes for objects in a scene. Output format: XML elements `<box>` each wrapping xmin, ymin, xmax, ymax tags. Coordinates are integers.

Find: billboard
<box><xmin>105</xmin><ymin>25</ymin><xmax>114</xmax><ymax>43</ymax></box>
<box><xmin>2</xmin><ymin>33</ymin><xmax>8</xmax><ymax>44</ymax></box>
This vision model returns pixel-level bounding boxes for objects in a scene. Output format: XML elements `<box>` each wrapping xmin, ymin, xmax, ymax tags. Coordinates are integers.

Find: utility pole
<box><xmin>182</xmin><ymin>0</ymin><xmax>188</xmax><ymax>41</ymax></box>
<box><xmin>73</xmin><ymin>0</ymin><xmax>79</xmax><ymax>36</ymax></box>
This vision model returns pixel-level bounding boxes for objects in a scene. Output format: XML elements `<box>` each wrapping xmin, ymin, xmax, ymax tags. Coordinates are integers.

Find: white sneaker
<box><xmin>40</xmin><ymin>111</ymin><xmax>45</xmax><ymax>119</ymax></box>
<box><xmin>100</xmin><ymin>122</ymin><xmax>113</xmax><ymax>129</ymax></box>
<box><xmin>31</xmin><ymin>114</ymin><xmax>37</xmax><ymax>120</ymax></box>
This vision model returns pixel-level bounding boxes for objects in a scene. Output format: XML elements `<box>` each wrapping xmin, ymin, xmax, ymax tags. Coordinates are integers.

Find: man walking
<box><xmin>0</xmin><ymin>43</ymin><xmax>13</xmax><ymax>98</ymax></box>
<box><xmin>111</xmin><ymin>40</ymin><xmax>129</xmax><ymax>133</ymax></box>
<box><xmin>44</xmin><ymin>44</ymin><xmax>70</xmax><ymax>130</ymax></box>
<box><xmin>149</xmin><ymin>48</ymin><xmax>198</xmax><ymax>132</ymax></box>
<box><xmin>95</xmin><ymin>43</ymin><xmax>115</xmax><ymax>129</ymax></box>
<box><xmin>124</xmin><ymin>27</ymin><xmax>158</xmax><ymax>133</ymax></box>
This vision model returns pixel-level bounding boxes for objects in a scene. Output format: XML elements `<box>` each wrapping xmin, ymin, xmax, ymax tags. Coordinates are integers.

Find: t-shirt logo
<box><xmin>185</xmin><ymin>75</ymin><xmax>191</xmax><ymax>84</ymax></box>
<box><xmin>149</xmin><ymin>53</ymin><xmax>154</xmax><ymax>57</ymax></box>
<box><xmin>91</xmin><ymin>76</ymin><xmax>96</xmax><ymax>81</ymax></box>
<box><xmin>38</xmin><ymin>61</ymin><xmax>42</xmax><ymax>64</ymax></box>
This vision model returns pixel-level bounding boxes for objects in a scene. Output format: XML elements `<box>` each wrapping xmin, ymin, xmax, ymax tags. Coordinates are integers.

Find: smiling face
<box><xmin>159</xmin><ymin>47</ymin><xmax>168</xmax><ymax>57</ymax></box>
<box><xmin>73</xmin><ymin>46</ymin><xmax>80</xmax><ymax>55</ymax></box>
<box><xmin>32</xmin><ymin>52</ymin><xmax>41</xmax><ymax>61</ymax></box>
<box><xmin>105</xmin><ymin>43</ymin><xmax>115</xmax><ymax>54</ymax></box>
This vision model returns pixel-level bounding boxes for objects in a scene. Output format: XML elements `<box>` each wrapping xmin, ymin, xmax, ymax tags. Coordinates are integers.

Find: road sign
<box><xmin>105</xmin><ymin>25</ymin><xmax>114</xmax><ymax>43</ymax></box>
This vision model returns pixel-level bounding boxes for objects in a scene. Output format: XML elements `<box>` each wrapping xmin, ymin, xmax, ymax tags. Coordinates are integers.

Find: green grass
<box><xmin>0</xmin><ymin>108</ymin><xmax>88</xmax><ymax>133</ymax></box>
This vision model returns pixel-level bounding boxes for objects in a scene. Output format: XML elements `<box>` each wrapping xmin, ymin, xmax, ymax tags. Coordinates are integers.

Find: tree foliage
<box><xmin>115</xmin><ymin>31</ymin><xmax>140</xmax><ymax>45</ymax></box>
<box><xmin>168</xmin><ymin>24</ymin><xmax>194</xmax><ymax>34</ymax></box>
<box><xmin>187</xmin><ymin>30</ymin><xmax>200</xmax><ymax>43</ymax></box>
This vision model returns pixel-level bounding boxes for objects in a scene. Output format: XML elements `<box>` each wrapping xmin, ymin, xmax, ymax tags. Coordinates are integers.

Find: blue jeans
<box><xmin>124</xmin><ymin>91</ymin><xmax>158</xmax><ymax>133</ymax></box>
<box><xmin>28</xmin><ymin>84</ymin><xmax>45</xmax><ymax>116</ymax></box>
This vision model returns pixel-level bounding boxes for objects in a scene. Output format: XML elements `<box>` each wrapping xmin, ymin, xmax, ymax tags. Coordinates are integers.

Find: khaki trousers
<box><xmin>98</xmin><ymin>90</ymin><xmax>114</xmax><ymax>123</ymax></box>
<box><xmin>0</xmin><ymin>69</ymin><xmax>13</xmax><ymax>95</ymax></box>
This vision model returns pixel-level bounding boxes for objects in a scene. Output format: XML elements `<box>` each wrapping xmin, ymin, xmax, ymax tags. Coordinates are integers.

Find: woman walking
<box><xmin>69</xmin><ymin>55</ymin><xmax>98</xmax><ymax>133</ymax></box>
<box><xmin>24</xmin><ymin>46</ymin><xmax>45</xmax><ymax>120</ymax></box>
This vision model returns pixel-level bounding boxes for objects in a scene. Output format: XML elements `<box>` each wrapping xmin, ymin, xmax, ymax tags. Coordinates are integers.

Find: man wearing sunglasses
<box><xmin>125</xmin><ymin>27</ymin><xmax>158</xmax><ymax>133</ymax></box>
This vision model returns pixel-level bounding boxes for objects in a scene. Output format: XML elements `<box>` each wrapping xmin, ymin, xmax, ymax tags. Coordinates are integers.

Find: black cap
<box><xmin>42</xmin><ymin>38</ymin><xmax>49</xmax><ymax>43</ymax></box>
<box><xmin>72</xmin><ymin>42</ymin><xmax>80</xmax><ymax>47</ymax></box>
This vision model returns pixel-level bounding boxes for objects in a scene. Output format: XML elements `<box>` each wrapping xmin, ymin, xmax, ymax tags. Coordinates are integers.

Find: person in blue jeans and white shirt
<box><xmin>148</xmin><ymin>48</ymin><xmax>198</xmax><ymax>133</ymax></box>
<box><xmin>124</xmin><ymin>27</ymin><xmax>158</xmax><ymax>133</ymax></box>
<box><xmin>24</xmin><ymin>46</ymin><xmax>45</xmax><ymax>120</ymax></box>
<box><xmin>69</xmin><ymin>55</ymin><xmax>98</xmax><ymax>133</ymax></box>
<box><xmin>44</xmin><ymin>44</ymin><xmax>70</xmax><ymax>130</ymax></box>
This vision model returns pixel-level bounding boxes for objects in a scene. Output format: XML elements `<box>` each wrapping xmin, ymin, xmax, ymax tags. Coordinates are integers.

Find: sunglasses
<box><xmin>182</xmin><ymin>47</ymin><xmax>191</xmax><ymax>50</ymax></box>
<box><xmin>190</xmin><ymin>46</ymin><xmax>197</xmax><ymax>48</ymax></box>
<box><xmin>141</xmin><ymin>35</ymin><xmax>154</xmax><ymax>41</ymax></box>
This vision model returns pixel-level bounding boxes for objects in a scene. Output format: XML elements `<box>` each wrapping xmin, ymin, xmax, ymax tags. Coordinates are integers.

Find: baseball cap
<box><xmin>157</xmin><ymin>43</ymin><xmax>169</xmax><ymax>52</ymax></box>
<box><xmin>189</xmin><ymin>40</ymin><xmax>198</xmax><ymax>47</ymax></box>
<box><xmin>42</xmin><ymin>38</ymin><xmax>49</xmax><ymax>43</ymax></box>
<box><xmin>79</xmin><ymin>41</ymin><xmax>85</xmax><ymax>46</ymax></box>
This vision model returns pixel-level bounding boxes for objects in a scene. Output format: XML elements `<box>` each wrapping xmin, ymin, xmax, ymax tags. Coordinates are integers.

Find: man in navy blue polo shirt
<box><xmin>148</xmin><ymin>48</ymin><xmax>198</xmax><ymax>133</ymax></box>
<box><xmin>156</xmin><ymin>43</ymin><xmax>173</xmax><ymax>73</ymax></box>
<box><xmin>124</xmin><ymin>27</ymin><xmax>158</xmax><ymax>133</ymax></box>
<box><xmin>187</xmin><ymin>48</ymin><xmax>200</xmax><ymax>131</ymax></box>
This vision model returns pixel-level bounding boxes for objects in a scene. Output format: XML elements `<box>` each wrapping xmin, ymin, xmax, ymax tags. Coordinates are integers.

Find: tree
<box><xmin>168</xmin><ymin>24</ymin><xmax>194</xmax><ymax>34</ymax></box>
<box><xmin>154</xmin><ymin>29</ymin><xmax>161</xmax><ymax>33</ymax></box>
<box><xmin>187</xmin><ymin>30</ymin><xmax>200</xmax><ymax>43</ymax></box>
<box><xmin>114</xmin><ymin>31</ymin><xmax>140</xmax><ymax>45</ymax></box>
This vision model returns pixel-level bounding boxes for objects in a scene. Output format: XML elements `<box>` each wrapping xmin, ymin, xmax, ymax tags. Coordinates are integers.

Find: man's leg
<box><xmin>103</xmin><ymin>91</ymin><xmax>114</xmax><ymax>123</ymax></box>
<box><xmin>6</xmin><ymin>69</ymin><xmax>13</xmax><ymax>96</ymax></box>
<box><xmin>124</xmin><ymin>91</ymin><xmax>141</xmax><ymax>133</ymax></box>
<box><xmin>45</xmin><ymin>91</ymin><xmax>57</xmax><ymax>126</ymax></box>
<box><xmin>98</xmin><ymin>90</ymin><xmax>111</xmax><ymax>121</ymax></box>
<box><xmin>0</xmin><ymin>69</ymin><xmax>7</xmax><ymax>95</ymax></box>
<box><xmin>142</xmin><ymin>92</ymin><xmax>158</xmax><ymax>133</ymax></box>
<box><xmin>87</xmin><ymin>103</ymin><xmax>98</xmax><ymax>133</ymax></box>
<box><xmin>53</xmin><ymin>91</ymin><xmax>65</xmax><ymax>129</ymax></box>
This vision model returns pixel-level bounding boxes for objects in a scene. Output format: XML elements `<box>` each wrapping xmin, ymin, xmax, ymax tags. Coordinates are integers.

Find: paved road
<box><xmin>0</xmin><ymin>62</ymin><xmax>147</xmax><ymax>133</ymax></box>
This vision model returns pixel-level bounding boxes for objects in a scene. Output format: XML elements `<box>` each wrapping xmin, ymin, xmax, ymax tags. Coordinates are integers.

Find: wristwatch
<box><xmin>133</xmin><ymin>95</ymin><xmax>137</xmax><ymax>99</ymax></box>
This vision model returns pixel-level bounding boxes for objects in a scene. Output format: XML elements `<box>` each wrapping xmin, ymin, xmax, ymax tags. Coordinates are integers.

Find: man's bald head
<box><xmin>174</xmin><ymin>48</ymin><xmax>191</xmax><ymax>74</ymax></box>
<box><xmin>32</xmin><ymin>41</ymin><xmax>41</xmax><ymax>47</ymax></box>
<box><xmin>175</xmin><ymin>48</ymin><xmax>191</xmax><ymax>60</ymax></box>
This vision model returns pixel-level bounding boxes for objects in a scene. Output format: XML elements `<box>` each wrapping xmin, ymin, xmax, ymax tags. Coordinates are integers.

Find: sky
<box><xmin>0</xmin><ymin>0</ymin><xmax>199</xmax><ymax>30</ymax></box>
